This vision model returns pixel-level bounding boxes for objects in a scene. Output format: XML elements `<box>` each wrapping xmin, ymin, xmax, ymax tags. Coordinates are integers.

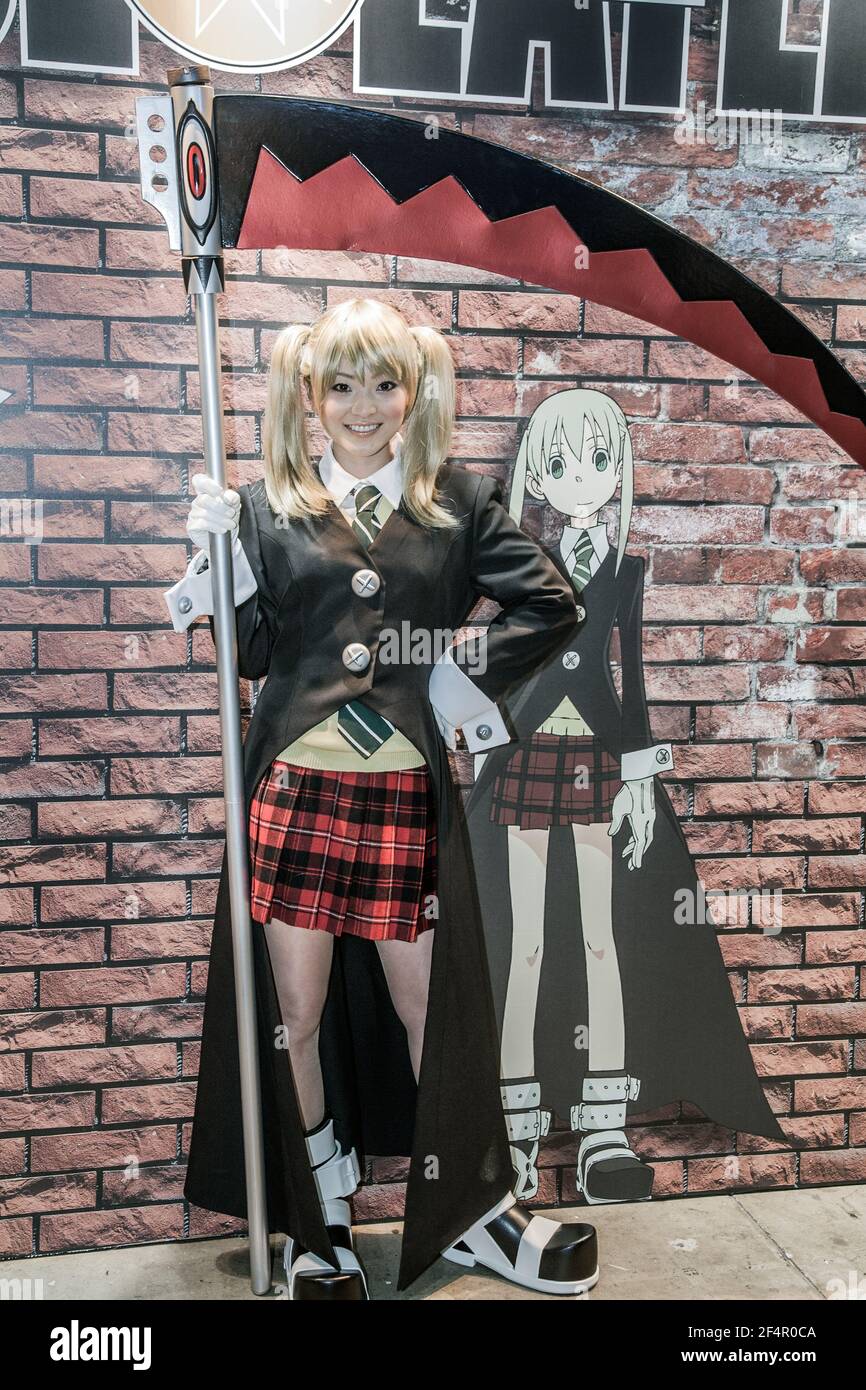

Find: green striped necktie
<box><xmin>569</xmin><ymin>530</ymin><xmax>595</xmax><ymax>593</ymax></box>
<box><xmin>336</xmin><ymin>483</ymin><xmax>396</xmax><ymax>757</ymax></box>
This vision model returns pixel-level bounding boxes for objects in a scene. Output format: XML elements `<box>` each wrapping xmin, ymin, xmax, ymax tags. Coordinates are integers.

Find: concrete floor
<box><xmin>3</xmin><ymin>1184</ymin><xmax>863</xmax><ymax>1301</ymax></box>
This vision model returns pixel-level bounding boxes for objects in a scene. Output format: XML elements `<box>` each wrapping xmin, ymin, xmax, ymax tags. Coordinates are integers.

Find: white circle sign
<box><xmin>125</xmin><ymin>0</ymin><xmax>363</xmax><ymax>73</ymax></box>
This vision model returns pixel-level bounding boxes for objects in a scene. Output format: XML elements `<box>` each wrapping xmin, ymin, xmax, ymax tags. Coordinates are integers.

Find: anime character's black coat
<box><xmin>182</xmin><ymin>466</ymin><xmax>578</xmax><ymax>1292</ymax></box>
<box><xmin>466</xmin><ymin>542</ymin><xmax>790</xmax><ymax>1146</ymax></box>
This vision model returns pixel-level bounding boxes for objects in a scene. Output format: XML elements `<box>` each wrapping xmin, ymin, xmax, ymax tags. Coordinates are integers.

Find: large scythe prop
<box><xmin>136</xmin><ymin>63</ymin><xmax>866</xmax><ymax>1297</ymax></box>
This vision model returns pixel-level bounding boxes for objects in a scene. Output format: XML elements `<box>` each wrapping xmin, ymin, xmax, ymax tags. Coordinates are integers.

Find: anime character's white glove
<box><xmin>609</xmin><ymin>776</ymin><xmax>657</xmax><ymax>871</ymax></box>
<box><xmin>164</xmin><ymin>474</ymin><xmax>258</xmax><ymax>633</ymax></box>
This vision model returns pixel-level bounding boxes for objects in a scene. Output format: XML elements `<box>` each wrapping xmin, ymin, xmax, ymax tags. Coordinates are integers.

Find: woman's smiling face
<box><xmin>318</xmin><ymin>355</ymin><xmax>409</xmax><ymax>470</ymax></box>
<box><xmin>526</xmin><ymin>412</ymin><xmax>621</xmax><ymax>520</ymax></box>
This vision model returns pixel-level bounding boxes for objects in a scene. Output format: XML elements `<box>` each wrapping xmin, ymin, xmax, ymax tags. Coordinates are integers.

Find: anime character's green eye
<box><xmin>549</xmin><ymin>455</ymin><xmax>565</xmax><ymax>479</ymax></box>
<box><xmin>594</xmin><ymin>449</ymin><xmax>610</xmax><ymax>472</ymax></box>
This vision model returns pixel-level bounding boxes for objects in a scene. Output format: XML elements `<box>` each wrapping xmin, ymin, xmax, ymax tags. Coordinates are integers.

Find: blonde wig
<box><xmin>508</xmin><ymin>388</ymin><xmax>634</xmax><ymax>574</ymax></box>
<box><xmin>262</xmin><ymin>297</ymin><xmax>460</xmax><ymax>529</ymax></box>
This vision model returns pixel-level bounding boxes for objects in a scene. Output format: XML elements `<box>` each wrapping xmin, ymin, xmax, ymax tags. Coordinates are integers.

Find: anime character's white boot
<box><xmin>500</xmin><ymin>1077</ymin><xmax>551</xmax><ymax>1201</ymax></box>
<box><xmin>283</xmin><ymin>1115</ymin><xmax>370</xmax><ymax>1301</ymax></box>
<box><xmin>571</xmin><ymin>1071</ymin><xmax>654</xmax><ymax>1204</ymax></box>
<box><xmin>441</xmin><ymin>1190</ymin><xmax>599</xmax><ymax>1295</ymax></box>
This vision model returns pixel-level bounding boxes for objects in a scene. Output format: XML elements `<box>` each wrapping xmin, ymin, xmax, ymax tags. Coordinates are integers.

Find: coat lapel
<box><xmin>321</xmin><ymin>493</ymin><xmax>416</xmax><ymax>564</ymax></box>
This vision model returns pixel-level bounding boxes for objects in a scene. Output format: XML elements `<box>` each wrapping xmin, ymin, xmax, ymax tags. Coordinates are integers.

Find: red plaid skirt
<box><xmin>248</xmin><ymin>760</ymin><xmax>438</xmax><ymax>942</ymax></box>
<box><xmin>489</xmin><ymin>733</ymin><xmax>622</xmax><ymax>829</ymax></box>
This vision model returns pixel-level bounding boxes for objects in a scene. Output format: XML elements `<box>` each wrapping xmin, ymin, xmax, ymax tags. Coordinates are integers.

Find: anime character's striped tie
<box><xmin>568</xmin><ymin>530</ymin><xmax>595</xmax><ymax>593</ymax></box>
<box><xmin>337</xmin><ymin>483</ymin><xmax>397</xmax><ymax>757</ymax></box>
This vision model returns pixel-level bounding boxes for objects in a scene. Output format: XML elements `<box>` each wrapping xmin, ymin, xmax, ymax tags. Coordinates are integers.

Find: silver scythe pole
<box><xmin>136</xmin><ymin>66</ymin><xmax>271</xmax><ymax>1296</ymax></box>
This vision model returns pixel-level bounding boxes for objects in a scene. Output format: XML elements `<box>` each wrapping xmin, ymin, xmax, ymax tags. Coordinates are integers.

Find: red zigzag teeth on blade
<box><xmin>239</xmin><ymin>146</ymin><xmax>866</xmax><ymax>467</ymax></box>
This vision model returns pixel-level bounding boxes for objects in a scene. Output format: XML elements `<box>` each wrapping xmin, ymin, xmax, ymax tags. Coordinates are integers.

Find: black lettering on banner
<box><xmin>357</xmin><ymin>0</ymin><xmax>611</xmax><ymax>108</ymax></box>
<box><xmin>811</xmin><ymin>0</ymin><xmax>866</xmax><ymax>121</ymax></box>
<box><xmin>356</xmin><ymin>0</ymin><xmax>463</xmax><ymax>97</ymax></box>
<box><xmin>466</xmin><ymin>0</ymin><xmax>609</xmax><ymax>106</ymax></box>
<box><xmin>21</xmin><ymin>0</ymin><xmax>137</xmax><ymax>73</ymax></box>
<box><xmin>620</xmin><ymin>1</ymin><xmax>697</xmax><ymax>114</ymax></box>
<box><xmin>719</xmin><ymin>0</ymin><xmax>817</xmax><ymax>117</ymax></box>
<box><xmin>719</xmin><ymin>0</ymin><xmax>866</xmax><ymax>126</ymax></box>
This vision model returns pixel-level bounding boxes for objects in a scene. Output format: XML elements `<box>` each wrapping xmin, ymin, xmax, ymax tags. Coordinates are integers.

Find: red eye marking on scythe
<box><xmin>187</xmin><ymin>142</ymin><xmax>206</xmax><ymax>199</ymax></box>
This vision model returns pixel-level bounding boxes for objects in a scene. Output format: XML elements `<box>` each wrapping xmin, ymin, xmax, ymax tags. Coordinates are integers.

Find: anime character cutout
<box><xmin>465</xmin><ymin>388</ymin><xmax>788</xmax><ymax>1208</ymax></box>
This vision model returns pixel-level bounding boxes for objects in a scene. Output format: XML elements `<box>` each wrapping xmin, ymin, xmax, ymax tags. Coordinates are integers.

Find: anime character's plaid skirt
<box><xmin>489</xmin><ymin>733</ymin><xmax>622</xmax><ymax>829</ymax></box>
<box><xmin>248</xmin><ymin>760</ymin><xmax>438</xmax><ymax>942</ymax></box>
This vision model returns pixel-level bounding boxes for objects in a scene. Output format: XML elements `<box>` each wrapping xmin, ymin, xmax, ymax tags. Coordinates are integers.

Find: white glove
<box><xmin>164</xmin><ymin>475</ymin><xmax>258</xmax><ymax>632</ymax></box>
<box><xmin>187</xmin><ymin>473</ymin><xmax>241</xmax><ymax>554</ymax></box>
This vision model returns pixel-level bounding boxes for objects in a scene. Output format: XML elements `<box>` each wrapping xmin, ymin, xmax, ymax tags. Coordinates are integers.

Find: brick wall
<box><xmin>1</xmin><ymin>3</ymin><xmax>864</xmax><ymax>1260</ymax></box>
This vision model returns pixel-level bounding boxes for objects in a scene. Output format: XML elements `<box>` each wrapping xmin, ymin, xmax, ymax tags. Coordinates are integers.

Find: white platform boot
<box><xmin>442</xmin><ymin>1189</ymin><xmax>599</xmax><ymax>1296</ymax></box>
<box><xmin>571</xmin><ymin>1072</ymin><xmax>654</xmax><ymax>1204</ymax></box>
<box><xmin>283</xmin><ymin>1115</ymin><xmax>370</xmax><ymax>1300</ymax></box>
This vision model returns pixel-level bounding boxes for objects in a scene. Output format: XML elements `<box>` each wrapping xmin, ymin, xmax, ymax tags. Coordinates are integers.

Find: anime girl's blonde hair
<box><xmin>508</xmin><ymin>389</ymin><xmax>634</xmax><ymax>574</ymax></box>
<box><xmin>262</xmin><ymin>297</ymin><xmax>459</xmax><ymax>528</ymax></box>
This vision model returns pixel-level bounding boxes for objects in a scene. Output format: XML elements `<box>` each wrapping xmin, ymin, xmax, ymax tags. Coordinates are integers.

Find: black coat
<box><xmin>466</xmin><ymin>543</ymin><xmax>790</xmax><ymax>1145</ymax></box>
<box><xmin>182</xmin><ymin>465</ymin><xmax>579</xmax><ymax>1291</ymax></box>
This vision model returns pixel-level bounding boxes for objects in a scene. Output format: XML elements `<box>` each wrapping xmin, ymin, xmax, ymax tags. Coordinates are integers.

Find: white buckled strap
<box><xmin>504</xmin><ymin>1107</ymin><xmax>551</xmax><ymax>1142</ymax></box>
<box><xmin>500</xmin><ymin>1079</ymin><xmax>541</xmax><ymax>1109</ymax></box>
<box><xmin>305</xmin><ymin>1117</ymin><xmax>338</xmax><ymax>1167</ymax></box>
<box><xmin>581</xmin><ymin>1073</ymin><xmax>641</xmax><ymax>1103</ymax></box>
<box><xmin>571</xmin><ymin>1099</ymin><xmax>628</xmax><ymax>1130</ymax></box>
<box><xmin>313</xmin><ymin>1149</ymin><xmax>360</xmax><ymax>1203</ymax></box>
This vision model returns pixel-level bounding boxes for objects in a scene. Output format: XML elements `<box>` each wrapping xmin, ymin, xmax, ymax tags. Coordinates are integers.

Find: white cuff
<box><xmin>164</xmin><ymin>535</ymin><xmax>258</xmax><ymax>632</ymax></box>
<box><xmin>428</xmin><ymin>646</ymin><xmax>512</xmax><ymax>752</ymax></box>
<box><xmin>462</xmin><ymin>705</ymin><xmax>510</xmax><ymax>753</ymax></box>
<box><xmin>621</xmin><ymin>744</ymin><xmax>673</xmax><ymax>780</ymax></box>
<box><xmin>428</xmin><ymin>644</ymin><xmax>494</xmax><ymax>724</ymax></box>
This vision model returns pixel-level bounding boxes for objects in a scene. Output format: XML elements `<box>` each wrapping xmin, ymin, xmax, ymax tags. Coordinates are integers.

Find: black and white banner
<box><xmin>4</xmin><ymin>0</ymin><xmax>866</xmax><ymax>126</ymax></box>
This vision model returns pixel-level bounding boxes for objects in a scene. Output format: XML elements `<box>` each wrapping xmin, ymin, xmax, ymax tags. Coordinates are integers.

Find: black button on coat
<box><xmin>182</xmin><ymin>464</ymin><xmax>578</xmax><ymax>1291</ymax></box>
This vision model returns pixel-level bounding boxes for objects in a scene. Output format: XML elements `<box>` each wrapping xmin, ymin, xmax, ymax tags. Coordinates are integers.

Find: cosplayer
<box><xmin>164</xmin><ymin>300</ymin><xmax>600</xmax><ymax>1299</ymax></box>
<box><xmin>466</xmin><ymin>388</ymin><xmax>788</xmax><ymax>1207</ymax></box>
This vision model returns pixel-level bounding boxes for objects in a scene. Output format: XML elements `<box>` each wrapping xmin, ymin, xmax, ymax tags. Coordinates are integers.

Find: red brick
<box><xmin>39</xmin><ymin>1205</ymin><xmax>183</xmax><ymax>1252</ymax></box>
<box><xmin>0</xmin><ymin>171</ymin><xmax>23</xmax><ymax>216</ymax></box>
<box><xmin>0</xmin><ymin>316</ymin><xmax>105</xmax><ymax>360</ymax></box>
<box><xmin>34</xmin><ymin>365</ymin><xmax>180</xmax><ymax>409</ymax></box>
<box><xmin>748</xmin><ymin>967</ymin><xmax>855</xmax><ymax>1004</ymax></box>
<box><xmin>800</xmin><ymin>1149</ymin><xmax>866</xmax><ymax>1185</ymax></box>
<box><xmin>31</xmin><ymin>1125</ymin><xmax>176</xmax><ymax>1173</ymax></box>
<box><xmin>38</xmin><ymin>717</ymin><xmax>179</xmax><ymax>757</ymax></box>
<box><xmin>753</xmin><ymin>817</ymin><xmax>861</xmax><ymax>853</ymax></box>
<box><xmin>458</xmin><ymin>290</ymin><xmax>580</xmax><ymax>333</ymax></box>
<box><xmin>808</xmin><ymin>856</ymin><xmax>866</xmax><ymax>889</ymax></box>
<box><xmin>694</xmin><ymin>782</ymin><xmax>803</xmax><ymax>816</ymax></box>
<box><xmin>796</xmin><ymin>627</ymin><xmax>866</xmax><ymax>662</ymax></box>
<box><xmin>686</xmin><ymin>1152</ymin><xmax>795</xmax><ymax>1192</ymax></box>
<box><xmin>0</xmin><ymin>126</ymin><xmax>98</xmax><ymax>173</ymax></box>
<box><xmin>29</xmin><ymin>176</ymin><xmax>161</xmax><ymax>225</ymax></box>
<box><xmin>0</xmin><ymin>223</ymin><xmax>98</xmax><ymax>269</ymax></box>
<box><xmin>37</xmin><ymin>630</ymin><xmax>185</xmax><ymax>670</ymax></box>
<box><xmin>645</xmin><ymin>585</ymin><xmax>758</xmax><ymax>621</ymax></box>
